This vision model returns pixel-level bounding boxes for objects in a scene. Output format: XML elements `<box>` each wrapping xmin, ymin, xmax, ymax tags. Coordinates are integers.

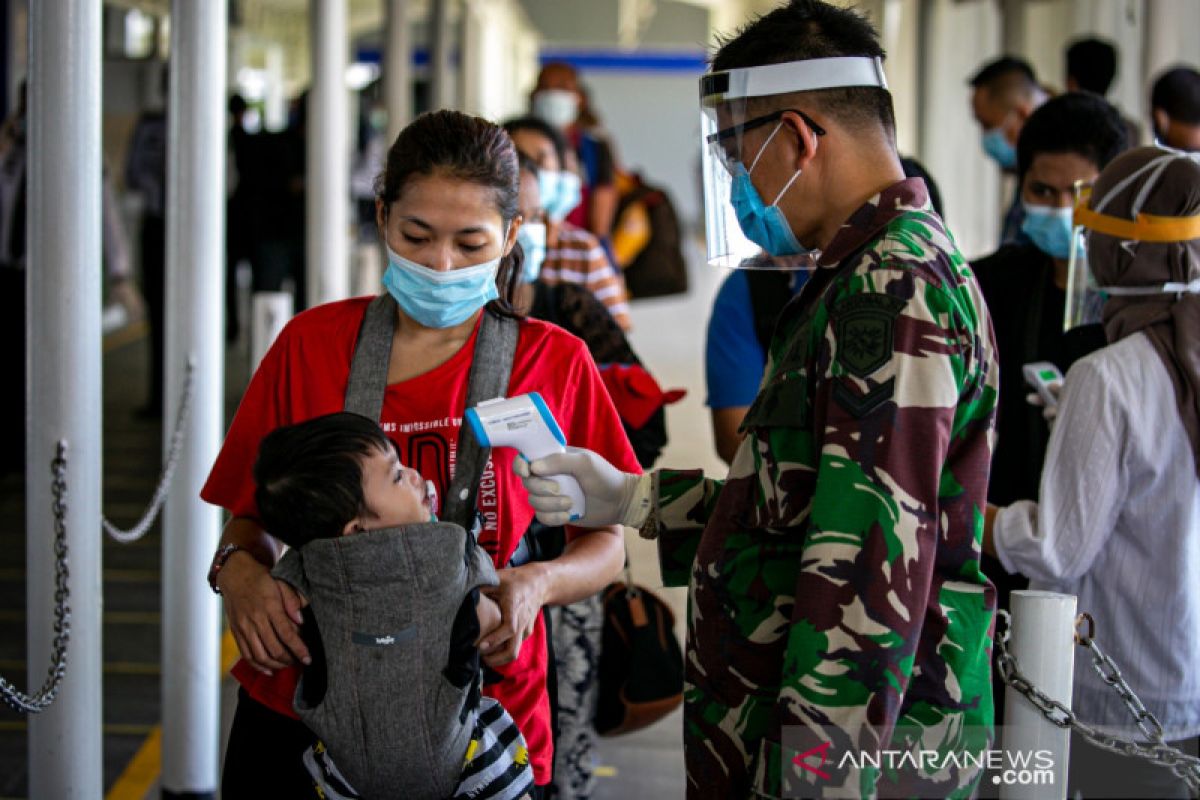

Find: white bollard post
<box><xmin>1000</xmin><ymin>590</ymin><xmax>1076</xmax><ymax>800</ymax></box>
<box><xmin>252</xmin><ymin>291</ymin><xmax>295</xmax><ymax>371</ymax></box>
<box><xmin>307</xmin><ymin>0</ymin><xmax>350</xmax><ymax>308</ymax></box>
<box><xmin>27</xmin><ymin>0</ymin><xmax>103</xmax><ymax>796</ymax></box>
<box><xmin>161</xmin><ymin>1</ymin><xmax>227</xmax><ymax>795</ymax></box>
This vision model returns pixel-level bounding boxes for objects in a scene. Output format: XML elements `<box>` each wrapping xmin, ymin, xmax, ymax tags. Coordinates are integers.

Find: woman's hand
<box><xmin>218</xmin><ymin>551</ymin><xmax>310</xmax><ymax>675</ymax></box>
<box><xmin>479</xmin><ymin>564</ymin><xmax>548</xmax><ymax>667</ymax></box>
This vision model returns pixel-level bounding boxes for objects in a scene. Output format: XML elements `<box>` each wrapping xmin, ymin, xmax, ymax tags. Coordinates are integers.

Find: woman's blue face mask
<box><xmin>382</xmin><ymin>241</ymin><xmax>505</xmax><ymax>329</ymax></box>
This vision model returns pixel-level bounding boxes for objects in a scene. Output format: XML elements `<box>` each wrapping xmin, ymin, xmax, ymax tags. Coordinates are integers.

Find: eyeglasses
<box><xmin>706</xmin><ymin>108</ymin><xmax>826</xmax><ymax>173</ymax></box>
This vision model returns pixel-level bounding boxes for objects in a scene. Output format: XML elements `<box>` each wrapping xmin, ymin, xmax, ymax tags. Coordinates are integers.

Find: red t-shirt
<box><xmin>200</xmin><ymin>297</ymin><xmax>640</xmax><ymax>784</ymax></box>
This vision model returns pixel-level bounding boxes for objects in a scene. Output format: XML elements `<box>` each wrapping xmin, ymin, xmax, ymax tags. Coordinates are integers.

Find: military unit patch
<box><xmin>833</xmin><ymin>293</ymin><xmax>905</xmax><ymax>378</ymax></box>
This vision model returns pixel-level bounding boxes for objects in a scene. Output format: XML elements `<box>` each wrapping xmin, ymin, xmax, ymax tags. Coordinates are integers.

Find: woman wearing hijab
<box><xmin>983</xmin><ymin>146</ymin><xmax>1200</xmax><ymax>798</ymax></box>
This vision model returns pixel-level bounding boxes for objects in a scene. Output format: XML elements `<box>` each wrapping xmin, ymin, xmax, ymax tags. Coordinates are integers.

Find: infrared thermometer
<box><xmin>1023</xmin><ymin>361</ymin><xmax>1064</xmax><ymax>407</ymax></box>
<box><xmin>464</xmin><ymin>393</ymin><xmax>586</xmax><ymax>520</ymax></box>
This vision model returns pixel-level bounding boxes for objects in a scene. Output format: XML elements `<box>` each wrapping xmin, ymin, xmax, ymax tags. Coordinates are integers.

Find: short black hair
<box><xmin>1151</xmin><ymin>66</ymin><xmax>1200</xmax><ymax>125</ymax></box>
<box><xmin>970</xmin><ymin>56</ymin><xmax>1037</xmax><ymax>90</ymax></box>
<box><xmin>1016</xmin><ymin>92</ymin><xmax>1128</xmax><ymax>179</ymax></box>
<box><xmin>253</xmin><ymin>412</ymin><xmax>392</xmax><ymax>548</ymax></box>
<box><xmin>502</xmin><ymin>116</ymin><xmax>569</xmax><ymax>169</ymax></box>
<box><xmin>710</xmin><ymin>0</ymin><xmax>895</xmax><ymax>138</ymax></box>
<box><xmin>1066</xmin><ymin>38</ymin><xmax>1117</xmax><ymax>96</ymax></box>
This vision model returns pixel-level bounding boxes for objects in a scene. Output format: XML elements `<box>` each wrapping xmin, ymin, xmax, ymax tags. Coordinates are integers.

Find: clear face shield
<box><xmin>1064</xmin><ymin>153</ymin><xmax>1200</xmax><ymax>332</ymax></box>
<box><xmin>698</xmin><ymin>56</ymin><xmax>889</xmax><ymax>271</ymax></box>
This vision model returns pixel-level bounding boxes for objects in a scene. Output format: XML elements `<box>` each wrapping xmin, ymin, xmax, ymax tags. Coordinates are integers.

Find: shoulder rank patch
<box><xmin>833</xmin><ymin>293</ymin><xmax>905</xmax><ymax>378</ymax></box>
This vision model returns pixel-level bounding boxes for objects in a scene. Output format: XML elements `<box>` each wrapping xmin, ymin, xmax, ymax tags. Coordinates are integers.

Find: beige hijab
<box><xmin>1087</xmin><ymin>146</ymin><xmax>1200</xmax><ymax>476</ymax></box>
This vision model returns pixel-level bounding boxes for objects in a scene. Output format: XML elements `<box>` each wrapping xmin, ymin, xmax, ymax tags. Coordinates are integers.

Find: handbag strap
<box><xmin>343</xmin><ymin>296</ymin><xmax>519</xmax><ymax>531</ymax></box>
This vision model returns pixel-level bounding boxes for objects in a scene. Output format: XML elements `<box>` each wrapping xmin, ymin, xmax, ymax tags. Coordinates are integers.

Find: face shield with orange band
<box><xmin>1065</xmin><ymin>150</ymin><xmax>1200</xmax><ymax>331</ymax></box>
<box><xmin>699</xmin><ymin>56</ymin><xmax>889</xmax><ymax>270</ymax></box>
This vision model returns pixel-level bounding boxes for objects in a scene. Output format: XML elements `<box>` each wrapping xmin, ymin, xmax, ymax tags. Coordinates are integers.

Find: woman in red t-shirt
<box><xmin>202</xmin><ymin>110</ymin><xmax>638</xmax><ymax>798</ymax></box>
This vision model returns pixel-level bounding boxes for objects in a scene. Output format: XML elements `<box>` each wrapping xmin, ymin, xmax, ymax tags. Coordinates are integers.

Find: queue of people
<box><xmin>142</xmin><ymin>2</ymin><xmax>1200</xmax><ymax>799</ymax></box>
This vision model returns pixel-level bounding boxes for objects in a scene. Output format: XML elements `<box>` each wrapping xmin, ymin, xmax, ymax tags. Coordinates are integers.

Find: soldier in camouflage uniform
<box><xmin>516</xmin><ymin>2</ymin><xmax>999</xmax><ymax>797</ymax></box>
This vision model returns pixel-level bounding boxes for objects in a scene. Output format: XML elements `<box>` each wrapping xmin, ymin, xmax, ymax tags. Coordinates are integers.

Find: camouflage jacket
<box><xmin>653</xmin><ymin>180</ymin><xmax>999</xmax><ymax>798</ymax></box>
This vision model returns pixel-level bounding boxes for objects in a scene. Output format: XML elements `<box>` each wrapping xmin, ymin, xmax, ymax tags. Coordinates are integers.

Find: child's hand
<box><xmin>475</xmin><ymin>593</ymin><xmax>503</xmax><ymax>645</ymax></box>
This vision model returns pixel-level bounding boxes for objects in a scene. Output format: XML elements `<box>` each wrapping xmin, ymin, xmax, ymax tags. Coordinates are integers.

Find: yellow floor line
<box><xmin>105</xmin><ymin>630</ymin><xmax>239</xmax><ymax>800</ymax></box>
<box><xmin>105</xmin><ymin>726</ymin><xmax>161</xmax><ymax>800</ymax></box>
<box><xmin>103</xmin><ymin>320</ymin><xmax>149</xmax><ymax>355</ymax></box>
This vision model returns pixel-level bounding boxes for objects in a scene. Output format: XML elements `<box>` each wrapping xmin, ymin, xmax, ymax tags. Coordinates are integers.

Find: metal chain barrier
<box><xmin>0</xmin><ymin>442</ymin><xmax>71</xmax><ymax>713</ymax></box>
<box><xmin>103</xmin><ymin>356</ymin><xmax>196</xmax><ymax>543</ymax></box>
<box><xmin>995</xmin><ymin>609</ymin><xmax>1200</xmax><ymax>791</ymax></box>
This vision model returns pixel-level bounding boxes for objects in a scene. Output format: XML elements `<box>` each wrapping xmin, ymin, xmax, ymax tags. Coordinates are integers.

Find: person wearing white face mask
<box><xmin>201</xmin><ymin>110</ymin><xmax>640</xmax><ymax>799</ymax></box>
<box><xmin>504</xmin><ymin>116</ymin><xmax>631</xmax><ymax>330</ymax></box>
<box><xmin>529</xmin><ymin>62</ymin><xmax>621</xmax><ymax>246</ymax></box>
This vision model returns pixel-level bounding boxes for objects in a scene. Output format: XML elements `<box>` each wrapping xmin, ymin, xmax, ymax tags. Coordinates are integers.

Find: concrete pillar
<box><xmin>385</xmin><ymin>0</ymin><xmax>413</xmax><ymax>143</ymax></box>
<box><xmin>26</xmin><ymin>0</ymin><xmax>103</xmax><ymax>793</ymax></box>
<box><xmin>307</xmin><ymin>0</ymin><xmax>351</xmax><ymax>307</ymax></box>
<box><xmin>430</xmin><ymin>0</ymin><xmax>453</xmax><ymax>110</ymax></box>
<box><xmin>160</xmin><ymin>1</ymin><xmax>227</xmax><ymax>795</ymax></box>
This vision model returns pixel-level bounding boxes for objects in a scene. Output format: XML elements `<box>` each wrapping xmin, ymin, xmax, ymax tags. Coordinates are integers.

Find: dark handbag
<box><xmin>594</xmin><ymin>578</ymin><xmax>684</xmax><ymax>736</ymax></box>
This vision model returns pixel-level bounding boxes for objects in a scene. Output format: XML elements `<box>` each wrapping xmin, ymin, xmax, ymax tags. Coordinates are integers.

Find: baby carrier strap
<box><xmin>343</xmin><ymin>295</ymin><xmax>519</xmax><ymax>532</ymax></box>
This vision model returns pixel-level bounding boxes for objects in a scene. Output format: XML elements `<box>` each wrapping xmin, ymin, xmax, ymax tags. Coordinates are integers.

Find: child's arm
<box><xmin>475</xmin><ymin>592</ymin><xmax>502</xmax><ymax>646</ymax></box>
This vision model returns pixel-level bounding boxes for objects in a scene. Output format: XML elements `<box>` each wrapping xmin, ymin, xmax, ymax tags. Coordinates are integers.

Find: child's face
<box><xmin>351</xmin><ymin>444</ymin><xmax>433</xmax><ymax>533</ymax></box>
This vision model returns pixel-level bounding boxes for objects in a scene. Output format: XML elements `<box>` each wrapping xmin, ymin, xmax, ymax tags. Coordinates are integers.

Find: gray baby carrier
<box><xmin>272</xmin><ymin>295</ymin><xmax>520</xmax><ymax>799</ymax></box>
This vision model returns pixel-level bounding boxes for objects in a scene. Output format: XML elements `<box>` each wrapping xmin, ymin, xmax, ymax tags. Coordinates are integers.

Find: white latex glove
<box><xmin>512</xmin><ymin>446</ymin><xmax>651</xmax><ymax>528</ymax></box>
<box><xmin>1025</xmin><ymin>379</ymin><xmax>1063</xmax><ymax>426</ymax></box>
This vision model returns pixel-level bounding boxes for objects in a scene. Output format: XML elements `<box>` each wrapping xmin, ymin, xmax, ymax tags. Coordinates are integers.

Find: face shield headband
<box><xmin>1064</xmin><ymin>152</ymin><xmax>1200</xmax><ymax>331</ymax></box>
<box><xmin>699</xmin><ymin>56</ymin><xmax>889</xmax><ymax>270</ymax></box>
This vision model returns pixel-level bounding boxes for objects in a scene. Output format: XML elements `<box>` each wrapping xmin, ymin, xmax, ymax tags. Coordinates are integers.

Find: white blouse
<box><xmin>994</xmin><ymin>331</ymin><xmax>1200</xmax><ymax>739</ymax></box>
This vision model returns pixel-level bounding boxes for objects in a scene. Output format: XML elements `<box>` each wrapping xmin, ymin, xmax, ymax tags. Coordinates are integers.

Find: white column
<box><xmin>161</xmin><ymin>1</ymin><xmax>227</xmax><ymax>795</ymax></box>
<box><xmin>385</xmin><ymin>0</ymin><xmax>413</xmax><ymax>143</ymax></box>
<box><xmin>430</xmin><ymin>0</ymin><xmax>453</xmax><ymax>110</ymax></box>
<box><xmin>1000</xmin><ymin>590</ymin><xmax>1076</xmax><ymax>800</ymax></box>
<box><xmin>26</xmin><ymin>0</ymin><xmax>103</xmax><ymax>795</ymax></box>
<box><xmin>308</xmin><ymin>0</ymin><xmax>350</xmax><ymax>307</ymax></box>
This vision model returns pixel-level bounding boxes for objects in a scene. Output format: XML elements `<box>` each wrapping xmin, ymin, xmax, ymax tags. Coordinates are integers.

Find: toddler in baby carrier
<box><xmin>253</xmin><ymin>412</ymin><xmax>535</xmax><ymax>800</ymax></box>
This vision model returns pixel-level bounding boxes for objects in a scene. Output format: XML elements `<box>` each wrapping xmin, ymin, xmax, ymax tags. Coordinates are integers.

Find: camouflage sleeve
<box><xmin>654</xmin><ymin>468</ymin><xmax>724</xmax><ymax>587</ymax></box>
<box><xmin>755</xmin><ymin>271</ymin><xmax>973</xmax><ymax>797</ymax></box>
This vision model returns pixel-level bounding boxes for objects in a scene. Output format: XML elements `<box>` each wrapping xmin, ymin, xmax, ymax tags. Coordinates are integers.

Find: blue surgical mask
<box><xmin>517</xmin><ymin>222</ymin><xmax>547</xmax><ymax>283</ymax></box>
<box><xmin>536</xmin><ymin>170</ymin><xmax>561</xmax><ymax>217</ymax></box>
<box><xmin>545</xmin><ymin>170</ymin><xmax>582</xmax><ymax>222</ymax></box>
<box><xmin>729</xmin><ymin>123</ymin><xmax>807</xmax><ymax>257</ymax></box>
<box><xmin>382</xmin><ymin>245</ymin><xmax>502</xmax><ymax>328</ymax></box>
<box><xmin>1021</xmin><ymin>203</ymin><xmax>1075</xmax><ymax>259</ymax></box>
<box><xmin>982</xmin><ymin>127</ymin><xmax>1017</xmax><ymax>170</ymax></box>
